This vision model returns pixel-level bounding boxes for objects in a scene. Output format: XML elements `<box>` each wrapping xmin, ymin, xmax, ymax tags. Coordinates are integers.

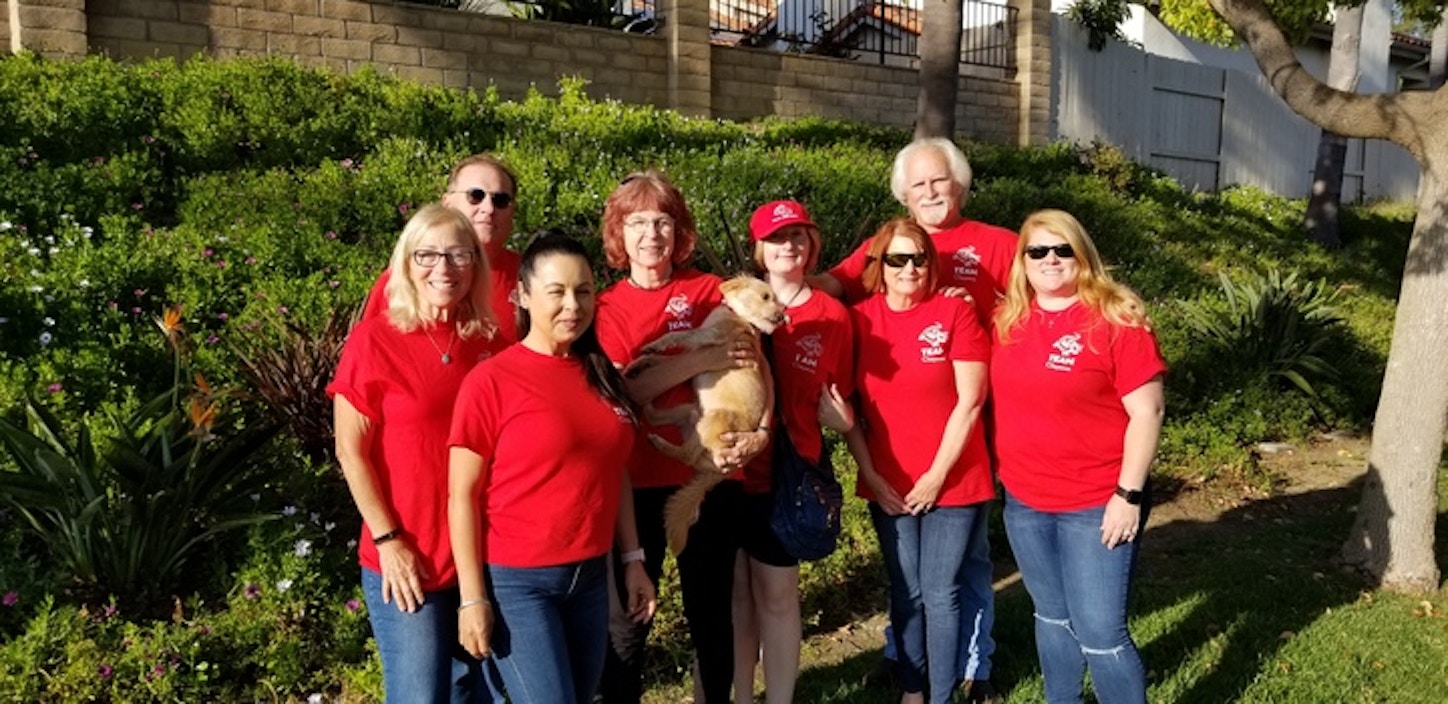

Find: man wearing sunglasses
<box><xmin>362</xmin><ymin>154</ymin><xmax>523</xmax><ymax>343</ymax></box>
<box><xmin>816</xmin><ymin>137</ymin><xmax>1013</xmax><ymax>704</ymax></box>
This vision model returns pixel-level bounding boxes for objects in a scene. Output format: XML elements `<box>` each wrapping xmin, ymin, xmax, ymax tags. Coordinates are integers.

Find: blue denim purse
<box><xmin>763</xmin><ymin>333</ymin><xmax>843</xmax><ymax>561</ymax></box>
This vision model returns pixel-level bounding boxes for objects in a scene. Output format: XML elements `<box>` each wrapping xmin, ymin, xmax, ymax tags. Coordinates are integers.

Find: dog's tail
<box><xmin>664</xmin><ymin>472</ymin><xmax>726</xmax><ymax>555</ymax></box>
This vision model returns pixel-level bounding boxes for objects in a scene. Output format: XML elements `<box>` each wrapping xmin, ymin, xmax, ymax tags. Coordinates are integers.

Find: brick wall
<box><xmin>6</xmin><ymin>0</ymin><xmax>1046</xmax><ymax>145</ymax></box>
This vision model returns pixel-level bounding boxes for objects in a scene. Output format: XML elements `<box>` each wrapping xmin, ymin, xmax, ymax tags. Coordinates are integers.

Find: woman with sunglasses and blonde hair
<box><xmin>991</xmin><ymin>209</ymin><xmax>1165</xmax><ymax>704</ymax></box>
<box><xmin>845</xmin><ymin>218</ymin><xmax>993</xmax><ymax>704</ymax></box>
<box><xmin>363</xmin><ymin>153</ymin><xmax>524</xmax><ymax>342</ymax></box>
<box><xmin>329</xmin><ymin>204</ymin><xmax>505</xmax><ymax>701</ymax></box>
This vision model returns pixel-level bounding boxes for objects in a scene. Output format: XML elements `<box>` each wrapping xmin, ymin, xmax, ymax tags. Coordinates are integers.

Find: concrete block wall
<box><xmin>81</xmin><ymin>0</ymin><xmax>668</xmax><ymax>106</ymax></box>
<box><xmin>4</xmin><ymin>0</ymin><xmax>1048</xmax><ymax>145</ymax></box>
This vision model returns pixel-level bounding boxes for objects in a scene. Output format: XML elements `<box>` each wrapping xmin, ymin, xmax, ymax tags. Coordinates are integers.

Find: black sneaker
<box><xmin>960</xmin><ymin>679</ymin><xmax>1003</xmax><ymax>703</ymax></box>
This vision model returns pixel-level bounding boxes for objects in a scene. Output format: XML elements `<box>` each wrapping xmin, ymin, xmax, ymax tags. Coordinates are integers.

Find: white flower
<box><xmin>310</xmin><ymin>512</ymin><xmax>321</xmax><ymax>525</ymax></box>
<box><xmin>39</xmin><ymin>332</ymin><xmax>53</xmax><ymax>347</ymax></box>
<box><xmin>308</xmin><ymin>694</ymin><xmax>324</xmax><ymax>704</ymax></box>
<box><xmin>43</xmin><ymin>235</ymin><xmax>53</xmax><ymax>245</ymax></box>
<box><xmin>250</xmin><ymin>493</ymin><xmax>261</xmax><ymax>502</ymax></box>
<box><xmin>42</xmin><ymin>317</ymin><xmax>54</xmax><ymax>327</ymax></box>
<box><xmin>79</xmin><ymin>279</ymin><xmax>90</xmax><ymax>288</ymax></box>
<box><xmin>0</xmin><ymin>221</ymin><xmax>11</xmax><ymax>230</ymax></box>
<box><xmin>324</xmin><ymin>521</ymin><xmax>336</xmax><ymax>533</ymax></box>
<box><xmin>0</xmin><ymin>318</ymin><xmax>8</xmax><ymax>324</ymax></box>
<box><xmin>28</xmin><ymin>285</ymin><xmax>43</xmax><ymax>294</ymax></box>
<box><xmin>282</xmin><ymin>505</ymin><xmax>298</xmax><ymax>517</ymax></box>
<box><xmin>47</xmin><ymin>247</ymin><xmax>58</xmax><ymax>255</ymax></box>
<box><xmin>294</xmin><ymin>539</ymin><xmax>313</xmax><ymax>557</ymax></box>
<box><xmin>346</xmin><ymin>539</ymin><xmax>358</xmax><ymax>550</ymax></box>
<box><xmin>276</xmin><ymin>579</ymin><xmax>293</xmax><ymax>593</ymax></box>
<box><xmin>81</xmin><ymin>226</ymin><xmax>93</xmax><ymax>238</ymax></box>
<box><xmin>27</xmin><ymin>247</ymin><xmax>39</xmax><ymax>256</ymax></box>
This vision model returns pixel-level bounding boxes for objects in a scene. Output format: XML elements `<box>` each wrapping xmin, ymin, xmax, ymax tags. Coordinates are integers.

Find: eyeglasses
<box><xmin>880</xmin><ymin>252</ymin><xmax>929</xmax><ymax>268</ymax></box>
<box><xmin>624</xmin><ymin>216</ymin><xmax>676</xmax><ymax>232</ymax></box>
<box><xmin>412</xmin><ymin>248</ymin><xmax>478</xmax><ymax>268</ymax></box>
<box><xmin>1025</xmin><ymin>244</ymin><xmax>1075</xmax><ymax>260</ymax></box>
<box><xmin>449</xmin><ymin>188</ymin><xmax>514</xmax><ymax>209</ymax></box>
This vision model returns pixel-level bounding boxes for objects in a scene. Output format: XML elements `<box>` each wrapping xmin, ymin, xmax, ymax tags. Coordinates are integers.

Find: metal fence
<box><xmin>710</xmin><ymin>0</ymin><xmax>1017</xmax><ymax>70</ymax></box>
<box><xmin>401</xmin><ymin>0</ymin><xmax>1015</xmax><ymax>70</ymax></box>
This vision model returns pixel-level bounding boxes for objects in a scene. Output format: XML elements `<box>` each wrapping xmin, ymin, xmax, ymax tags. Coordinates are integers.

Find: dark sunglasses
<box><xmin>450</xmin><ymin>188</ymin><xmax>514</xmax><ymax>209</ymax></box>
<box><xmin>880</xmin><ymin>252</ymin><xmax>929</xmax><ymax>268</ymax></box>
<box><xmin>1025</xmin><ymin>244</ymin><xmax>1075</xmax><ymax>260</ymax></box>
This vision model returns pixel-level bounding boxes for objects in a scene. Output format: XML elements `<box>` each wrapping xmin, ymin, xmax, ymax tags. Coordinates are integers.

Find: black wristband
<box><xmin>1114</xmin><ymin>485</ymin><xmax>1144</xmax><ymax>505</ymax></box>
<box><xmin>372</xmin><ymin>528</ymin><xmax>402</xmax><ymax>545</ymax></box>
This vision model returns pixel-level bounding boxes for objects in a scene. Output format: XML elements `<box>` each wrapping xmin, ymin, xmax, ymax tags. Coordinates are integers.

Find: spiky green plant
<box><xmin>0</xmin><ymin>309</ymin><xmax>280</xmax><ymax>605</ymax></box>
<box><xmin>1180</xmin><ymin>268</ymin><xmax>1343</xmax><ymax>397</ymax></box>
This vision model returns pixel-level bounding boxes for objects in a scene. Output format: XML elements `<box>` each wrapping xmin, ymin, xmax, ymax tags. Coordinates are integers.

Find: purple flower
<box><xmin>277</xmin><ymin>306</ymin><xmax>289</xmax><ymax>315</ymax></box>
<box><xmin>346</xmin><ymin>598</ymin><xmax>360</xmax><ymax>613</ymax></box>
<box><xmin>98</xmin><ymin>664</ymin><xmax>113</xmax><ymax>679</ymax></box>
<box><xmin>325</xmin><ymin>231</ymin><xmax>337</xmax><ymax>240</ymax></box>
<box><xmin>153</xmin><ymin>663</ymin><xmax>165</xmax><ymax>675</ymax></box>
<box><xmin>142</xmin><ymin>135</ymin><xmax>156</xmax><ymax>144</ymax></box>
<box><xmin>245</xmin><ymin>256</ymin><xmax>257</xmax><ymax>265</ymax></box>
<box><xmin>103</xmin><ymin>603</ymin><xmax>118</xmax><ymax>619</ymax></box>
<box><xmin>340</xmin><ymin>158</ymin><xmax>354</xmax><ymax>169</ymax></box>
<box><xmin>203</xmin><ymin>248</ymin><xmax>214</xmax><ymax>257</ymax></box>
<box><xmin>46</xmin><ymin>383</ymin><xmax>62</xmax><ymax>394</ymax></box>
<box><xmin>398</xmin><ymin>203</ymin><xmax>411</xmax><ymax>216</ymax></box>
<box><xmin>215</xmin><ymin>260</ymin><xmax>227</xmax><ymax>268</ymax></box>
<box><xmin>107</xmin><ymin>301</ymin><xmax>118</xmax><ymax>309</ymax></box>
<box><xmin>131</xmin><ymin>203</ymin><xmax>143</xmax><ymax>211</ymax></box>
<box><xmin>131</xmin><ymin>306</ymin><xmax>142</xmax><ymax>314</ymax></box>
<box><xmin>2</xmin><ymin>591</ymin><xmax>18</xmax><ymax>607</ymax></box>
<box><xmin>205</xmin><ymin>335</ymin><xmax>219</xmax><ymax>345</ymax></box>
<box><xmin>217</xmin><ymin>312</ymin><xmax>229</xmax><ymax>321</ymax></box>
<box><xmin>328</xmin><ymin>280</ymin><xmax>340</xmax><ymax>288</ymax></box>
<box><xmin>244</xmin><ymin>582</ymin><xmax>260</xmax><ymax>600</ymax></box>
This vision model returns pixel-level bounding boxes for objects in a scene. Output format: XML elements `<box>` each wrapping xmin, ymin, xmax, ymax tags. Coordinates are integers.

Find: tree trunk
<box><xmin>916</xmin><ymin>0</ymin><xmax>965</xmax><ymax>138</ymax></box>
<box><xmin>1432</xmin><ymin>11</ymin><xmax>1447</xmax><ymax>90</ymax></box>
<box><xmin>1304</xmin><ymin>5</ymin><xmax>1363</xmax><ymax>249</ymax></box>
<box><xmin>1203</xmin><ymin>0</ymin><xmax>1446</xmax><ymax>593</ymax></box>
<box><xmin>1340</xmin><ymin>162</ymin><xmax>1448</xmax><ymax>592</ymax></box>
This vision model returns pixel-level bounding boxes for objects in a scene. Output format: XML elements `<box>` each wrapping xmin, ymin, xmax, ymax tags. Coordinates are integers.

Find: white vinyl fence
<box><xmin>1051</xmin><ymin>17</ymin><xmax>1418</xmax><ymax>202</ymax></box>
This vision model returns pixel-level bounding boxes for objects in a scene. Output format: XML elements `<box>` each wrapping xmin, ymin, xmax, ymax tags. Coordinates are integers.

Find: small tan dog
<box><xmin>628</xmin><ymin>276</ymin><xmax>787</xmax><ymax>554</ymax></box>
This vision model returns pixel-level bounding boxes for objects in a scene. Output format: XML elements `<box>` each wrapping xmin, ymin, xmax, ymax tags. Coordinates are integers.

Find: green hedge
<box><xmin>0</xmin><ymin>53</ymin><xmax>1414</xmax><ymax>699</ymax></box>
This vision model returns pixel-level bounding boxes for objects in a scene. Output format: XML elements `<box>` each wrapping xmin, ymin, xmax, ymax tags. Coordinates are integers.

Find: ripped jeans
<box><xmin>1004</xmin><ymin>491</ymin><xmax>1147</xmax><ymax>704</ymax></box>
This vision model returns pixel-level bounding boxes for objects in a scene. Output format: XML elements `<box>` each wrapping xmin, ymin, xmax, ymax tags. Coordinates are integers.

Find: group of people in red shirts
<box><xmin>327</xmin><ymin>138</ymin><xmax>1166</xmax><ymax>704</ymax></box>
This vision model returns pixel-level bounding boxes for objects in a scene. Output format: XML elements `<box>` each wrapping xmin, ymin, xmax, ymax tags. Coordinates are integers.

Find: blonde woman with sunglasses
<box><xmin>991</xmin><ymin>209</ymin><xmax>1165</xmax><ymax>704</ymax></box>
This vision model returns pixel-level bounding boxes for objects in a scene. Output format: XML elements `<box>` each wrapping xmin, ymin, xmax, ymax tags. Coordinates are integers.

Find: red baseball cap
<box><xmin>749</xmin><ymin>200</ymin><xmax>816</xmax><ymax>241</ymax></box>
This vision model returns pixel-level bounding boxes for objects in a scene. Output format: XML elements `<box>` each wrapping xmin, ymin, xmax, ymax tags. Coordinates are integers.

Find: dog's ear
<box><xmin>719</xmin><ymin>277</ymin><xmax>746</xmax><ymax>296</ymax></box>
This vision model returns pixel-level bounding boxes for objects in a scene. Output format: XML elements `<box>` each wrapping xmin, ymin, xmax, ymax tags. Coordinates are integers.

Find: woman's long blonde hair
<box><xmin>384</xmin><ymin>204</ymin><xmax>496</xmax><ymax>340</ymax></box>
<box><xmin>994</xmin><ymin>209</ymin><xmax>1148</xmax><ymax>344</ymax></box>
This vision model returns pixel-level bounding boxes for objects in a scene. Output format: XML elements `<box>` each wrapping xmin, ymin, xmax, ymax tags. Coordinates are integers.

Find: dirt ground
<box><xmin>785</xmin><ymin>432</ymin><xmax>1375</xmax><ymax>693</ymax></box>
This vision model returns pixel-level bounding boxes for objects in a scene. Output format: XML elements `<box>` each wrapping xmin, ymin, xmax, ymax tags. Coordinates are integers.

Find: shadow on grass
<box><xmin>1129</xmin><ymin>479</ymin><xmax>1370</xmax><ymax>702</ymax></box>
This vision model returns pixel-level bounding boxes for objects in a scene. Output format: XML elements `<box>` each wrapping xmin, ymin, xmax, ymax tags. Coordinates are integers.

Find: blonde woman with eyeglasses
<box><xmin>329</xmin><ymin>204</ymin><xmax>505</xmax><ymax>702</ymax></box>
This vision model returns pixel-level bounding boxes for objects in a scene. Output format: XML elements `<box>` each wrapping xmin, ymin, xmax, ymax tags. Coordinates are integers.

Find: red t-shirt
<box><xmin>326</xmin><ymin>316</ymin><xmax>503</xmax><ymax>591</ymax></box>
<box><xmin>448</xmin><ymin>345</ymin><xmax>636</xmax><ymax>568</ymax></box>
<box><xmin>741</xmin><ymin>291</ymin><xmax>854</xmax><ymax>494</ymax></box>
<box><xmin>850</xmin><ymin>294</ymin><xmax>993</xmax><ymax>506</ymax></box>
<box><xmin>828</xmin><ymin>219</ymin><xmax>1017</xmax><ymax>325</ymax></box>
<box><xmin>991</xmin><ymin>301</ymin><xmax>1167</xmax><ymax>512</ymax></box>
<box><xmin>362</xmin><ymin>248</ymin><xmax>522</xmax><ymax>343</ymax></box>
<box><xmin>595</xmin><ymin>269</ymin><xmax>725</xmax><ymax>489</ymax></box>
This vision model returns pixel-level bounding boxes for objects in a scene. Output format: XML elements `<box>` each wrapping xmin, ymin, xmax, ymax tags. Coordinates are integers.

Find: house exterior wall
<box><xmin>4</xmin><ymin>0</ymin><xmax>1042</xmax><ymax>145</ymax></box>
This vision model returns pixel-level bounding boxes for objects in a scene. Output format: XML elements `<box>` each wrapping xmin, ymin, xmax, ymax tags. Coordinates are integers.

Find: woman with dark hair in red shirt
<box><xmin>448</xmin><ymin>233</ymin><xmax>656</xmax><ymax>704</ymax></box>
<box><xmin>329</xmin><ymin>204</ymin><xmax>506</xmax><ymax>702</ymax></box>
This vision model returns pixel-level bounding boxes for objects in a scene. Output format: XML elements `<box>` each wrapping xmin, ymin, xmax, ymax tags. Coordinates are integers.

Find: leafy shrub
<box><xmin>1180</xmin><ymin>268</ymin><xmax>1343</xmax><ymax>397</ymax></box>
<box><xmin>0</xmin><ymin>312</ymin><xmax>280</xmax><ymax>607</ymax></box>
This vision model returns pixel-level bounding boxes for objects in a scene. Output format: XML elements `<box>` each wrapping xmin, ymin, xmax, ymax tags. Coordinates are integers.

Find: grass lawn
<box><xmin>644</xmin><ymin>441</ymin><xmax>1448</xmax><ymax>703</ymax></box>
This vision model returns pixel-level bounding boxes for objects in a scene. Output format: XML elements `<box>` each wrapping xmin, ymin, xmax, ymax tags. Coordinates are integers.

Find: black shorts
<box><xmin>739</xmin><ymin>491</ymin><xmax>799</xmax><ymax>568</ymax></box>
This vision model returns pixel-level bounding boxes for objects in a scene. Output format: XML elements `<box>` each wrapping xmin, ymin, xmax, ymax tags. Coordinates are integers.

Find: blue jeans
<box><xmin>1003</xmin><ymin>492</ymin><xmax>1147</xmax><ymax>704</ymax></box>
<box><xmin>487</xmin><ymin>555</ymin><xmax>610</xmax><ymax>704</ymax></box>
<box><xmin>361</xmin><ymin>568</ymin><xmax>491</xmax><ymax>703</ymax></box>
<box><xmin>882</xmin><ymin>504</ymin><xmax>996</xmax><ymax>680</ymax></box>
<box><xmin>871</xmin><ymin>503</ymin><xmax>982</xmax><ymax>703</ymax></box>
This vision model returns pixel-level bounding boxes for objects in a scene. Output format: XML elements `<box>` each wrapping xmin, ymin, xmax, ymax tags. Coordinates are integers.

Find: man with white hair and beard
<box><xmin>816</xmin><ymin>138</ymin><xmax>1014</xmax><ymax>703</ymax></box>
